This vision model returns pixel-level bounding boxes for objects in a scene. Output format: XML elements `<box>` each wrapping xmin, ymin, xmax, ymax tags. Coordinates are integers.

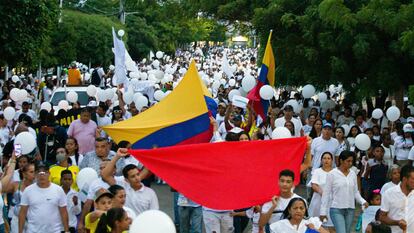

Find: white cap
<box><xmin>87</xmin><ymin>101</ymin><xmax>97</xmax><ymax>107</ymax></box>
<box><xmin>403</xmin><ymin>124</ymin><xmax>414</xmax><ymax>133</ymax></box>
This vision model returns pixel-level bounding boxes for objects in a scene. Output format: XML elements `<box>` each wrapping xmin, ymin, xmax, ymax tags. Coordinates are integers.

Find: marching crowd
<box><xmin>0</xmin><ymin>46</ymin><xmax>413</xmax><ymax>233</ymax></box>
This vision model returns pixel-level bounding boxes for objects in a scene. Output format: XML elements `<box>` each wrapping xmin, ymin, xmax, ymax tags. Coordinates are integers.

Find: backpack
<box><xmin>91</xmin><ymin>69</ymin><xmax>101</xmax><ymax>86</ymax></box>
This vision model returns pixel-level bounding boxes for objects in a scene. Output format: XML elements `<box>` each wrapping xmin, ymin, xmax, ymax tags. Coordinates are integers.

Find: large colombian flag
<box><xmin>247</xmin><ymin>30</ymin><xmax>275</xmax><ymax>120</ymax></box>
<box><xmin>103</xmin><ymin>60</ymin><xmax>212</xmax><ymax>149</ymax></box>
<box><xmin>129</xmin><ymin>137</ymin><xmax>307</xmax><ymax>209</ymax></box>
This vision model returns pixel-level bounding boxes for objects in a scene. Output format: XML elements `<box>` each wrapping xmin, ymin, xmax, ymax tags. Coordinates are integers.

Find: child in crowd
<box><xmin>85</xmin><ymin>189</ymin><xmax>113</xmax><ymax>233</ymax></box>
<box><xmin>61</xmin><ymin>170</ymin><xmax>81</xmax><ymax>233</ymax></box>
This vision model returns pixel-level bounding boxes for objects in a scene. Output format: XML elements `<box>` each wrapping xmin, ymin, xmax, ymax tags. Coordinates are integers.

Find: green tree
<box><xmin>252</xmin><ymin>0</ymin><xmax>414</xmax><ymax>102</ymax></box>
<box><xmin>0</xmin><ymin>0</ymin><xmax>58</xmax><ymax>67</ymax></box>
<box><xmin>50</xmin><ymin>10</ymin><xmax>124</xmax><ymax>66</ymax></box>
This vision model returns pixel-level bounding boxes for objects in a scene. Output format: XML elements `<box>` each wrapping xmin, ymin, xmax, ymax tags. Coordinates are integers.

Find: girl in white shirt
<box><xmin>393</xmin><ymin>127</ymin><xmax>413</xmax><ymax>167</ymax></box>
<box><xmin>270</xmin><ymin>197</ymin><xmax>329</xmax><ymax>233</ymax></box>
<box><xmin>308</xmin><ymin>152</ymin><xmax>334</xmax><ymax>230</ymax></box>
<box><xmin>321</xmin><ymin>150</ymin><xmax>368</xmax><ymax>233</ymax></box>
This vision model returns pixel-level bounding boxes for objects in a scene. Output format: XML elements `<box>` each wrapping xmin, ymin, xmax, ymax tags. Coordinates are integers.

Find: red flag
<box><xmin>129</xmin><ymin>137</ymin><xmax>307</xmax><ymax>210</ymax></box>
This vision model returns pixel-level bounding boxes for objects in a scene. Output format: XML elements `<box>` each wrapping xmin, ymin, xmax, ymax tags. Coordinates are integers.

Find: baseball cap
<box><xmin>94</xmin><ymin>188</ymin><xmax>114</xmax><ymax>202</ymax></box>
<box><xmin>323</xmin><ymin>122</ymin><xmax>333</xmax><ymax>129</ymax></box>
<box><xmin>403</xmin><ymin>124</ymin><xmax>414</xmax><ymax>133</ymax></box>
<box><xmin>407</xmin><ymin>117</ymin><xmax>414</xmax><ymax>123</ymax></box>
<box><xmin>87</xmin><ymin>101</ymin><xmax>97</xmax><ymax>107</ymax></box>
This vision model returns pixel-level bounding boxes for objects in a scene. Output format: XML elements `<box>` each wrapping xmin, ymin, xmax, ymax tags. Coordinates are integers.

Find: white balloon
<box><xmin>228</xmin><ymin>89</ymin><xmax>241</xmax><ymax>101</ymax></box>
<box><xmin>241</xmin><ymin>76</ymin><xmax>255</xmax><ymax>92</ymax></box>
<box><xmin>135</xmin><ymin>96</ymin><xmax>148</xmax><ymax>110</ymax></box>
<box><xmin>97</xmin><ymin>89</ymin><xmax>106</xmax><ymax>102</ymax></box>
<box><xmin>66</xmin><ymin>91</ymin><xmax>78</xmax><ymax>103</ymax></box>
<box><xmin>272</xmin><ymin>127</ymin><xmax>292</xmax><ymax>139</ymax></box>
<box><xmin>372</xmin><ymin>108</ymin><xmax>383</xmax><ymax>119</ymax></box>
<box><xmin>105</xmin><ymin>89</ymin><xmax>114</xmax><ymax>100</ymax></box>
<box><xmin>86</xmin><ymin>85</ymin><xmax>97</xmax><ymax>97</ymax></box>
<box><xmin>152</xmin><ymin>60</ymin><xmax>160</xmax><ymax>68</ymax></box>
<box><xmin>130</xmin><ymin>210</ymin><xmax>176</xmax><ymax>233</ymax></box>
<box><xmin>10</xmin><ymin>88</ymin><xmax>20</xmax><ymax>101</ymax></box>
<box><xmin>318</xmin><ymin>92</ymin><xmax>327</xmax><ymax>103</ymax></box>
<box><xmin>154</xmin><ymin>70</ymin><xmax>165</xmax><ymax>80</ymax></box>
<box><xmin>123</xmin><ymin>91</ymin><xmax>134</xmax><ymax>105</ymax></box>
<box><xmin>109</xmin><ymin>65</ymin><xmax>115</xmax><ymax>71</ymax></box>
<box><xmin>14</xmin><ymin>132</ymin><xmax>36</xmax><ymax>154</ymax></box>
<box><xmin>386</xmin><ymin>106</ymin><xmax>400</xmax><ymax>122</ymax></box>
<box><xmin>18</xmin><ymin>89</ymin><xmax>28</xmax><ymax>101</ymax></box>
<box><xmin>133</xmin><ymin>92</ymin><xmax>143</xmax><ymax>104</ymax></box>
<box><xmin>40</xmin><ymin>102</ymin><xmax>52</xmax><ymax>112</ymax></box>
<box><xmin>117</xmin><ymin>29</ymin><xmax>125</xmax><ymax>37</ymax></box>
<box><xmin>12</xmin><ymin>75</ymin><xmax>20</xmax><ymax>83</ymax></box>
<box><xmin>3</xmin><ymin>107</ymin><xmax>15</xmax><ymax>120</ymax></box>
<box><xmin>259</xmin><ymin>85</ymin><xmax>274</xmax><ymax>100</ymax></box>
<box><xmin>341</xmin><ymin>124</ymin><xmax>350</xmax><ymax>136</ymax></box>
<box><xmin>58</xmin><ymin>100</ymin><xmax>69</xmax><ymax>110</ymax></box>
<box><xmin>154</xmin><ymin>90</ymin><xmax>165</xmax><ymax>101</ymax></box>
<box><xmin>156</xmin><ymin>51</ymin><xmax>164</xmax><ymax>59</ymax></box>
<box><xmin>285</xmin><ymin>100</ymin><xmax>300</xmax><ymax>114</ymax></box>
<box><xmin>355</xmin><ymin>133</ymin><xmax>371</xmax><ymax>151</ymax></box>
<box><xmin>140</xmin><ymin>72</ymin><xmax>148</xmax><ymax>80</ymax></box>
<box><xmin>77</xmin><ymin>168</ymin><xmax>98</xmax><ymax>191</ymax></box>
<box><xmin>302</xmin><ymin>84</ymin><xmax>315</xmax><ymax>98</ymax></box>
<box><xmin>228</xmin><ymin>79</ymin><xmax>236</xmax><ymax>87</ymax></box>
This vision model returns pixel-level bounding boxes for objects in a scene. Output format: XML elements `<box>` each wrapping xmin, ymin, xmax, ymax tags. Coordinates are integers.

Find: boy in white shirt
<box><xmin>61</xmin><ymin>170</ymin><xmax>81</xmax><ymax>233</ymax></box>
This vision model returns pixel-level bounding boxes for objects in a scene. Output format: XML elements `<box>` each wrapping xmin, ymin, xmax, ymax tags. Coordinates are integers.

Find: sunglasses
<box><xmin>114</xmin><ymin>110</ymin><xmax>122</xmax><ymax>114</ymax></box>
<box><xmin>37</xmin><ymin>171</ymin><xmax>47</xmax><ymax>175</ymax></box>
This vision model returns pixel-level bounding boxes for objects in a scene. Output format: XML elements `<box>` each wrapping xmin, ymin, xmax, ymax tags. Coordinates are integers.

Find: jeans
<box><xmin>330</xmin><ymin>208</ymin><xmax>355</xmax><ymax>233</ymax></box>
<box><xmin>174</xmin><ymin>192</ymin><xmax>180</xmax><ymax>226</ymax></box>
<box><xmin>179</xmin><ymin>206</ymin><xmax>203</xmax><ymax>233</ymax></box>
<box><xmin>0</xmin><ymin>224</ymin><xmax>4</xmax><ymax>233</ymax></box>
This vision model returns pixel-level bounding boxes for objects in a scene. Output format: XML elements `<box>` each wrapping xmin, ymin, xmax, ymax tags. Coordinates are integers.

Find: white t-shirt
<box><xmin>380</xmin><ymin>181</ymin><xmax>398</xmax><ymax>195</ymax></box>
<box><xmin>381</xmin><ymin>185</ymin><xmax>414</xmax><ymax>233</ymax></box>
<box><xmin>246</xmin><ymin>208</ymin><xmax>260</xmax><ymax>233</ymax></box>
<box><xmin>310</xmin><ymin>136</ymin><xmax>340</xmax><ymax>170</ymax></box>
<box><xmin>261</xmin><ymin>193</ymin><xmax>303</xmax><ymax>225</ymax></box>
<box><xmin>274</xmin><ymin>117</ymin><xmax>303</xmax><ymax>137</ymax></box>
<box><xmin>409</xmin><ymin>146</ymin><xmax>414</xmax><ymax>161</ymax></box>
<box><xmin>115</xmin><ymin>178</ymin><xmax>159</xmax><ymax>215</ymax></box>
<box><xmin>270</xmin><ymin>218</ymin><xmax>322</xmax><ymax>233</ymax></box>
<box><xmin>20</xmin><ymin>183</ymin><xmax>67</xmax><ymax>233</ymax></box>
<box><xmin>65</xmin><ymin>189</ymin><xmax>81</xmax><ymax>228</ymax></box>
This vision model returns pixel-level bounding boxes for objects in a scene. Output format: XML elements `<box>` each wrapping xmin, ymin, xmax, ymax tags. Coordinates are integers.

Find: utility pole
<box><xmin>59</xmin><ymin>0</ymin><xmax>63</xmax><ymax>23</ymax></box>
<box><xmin>119</xmin><ymin>0</ymin><xmax>125</xmax><ymax>24</ymax></box>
